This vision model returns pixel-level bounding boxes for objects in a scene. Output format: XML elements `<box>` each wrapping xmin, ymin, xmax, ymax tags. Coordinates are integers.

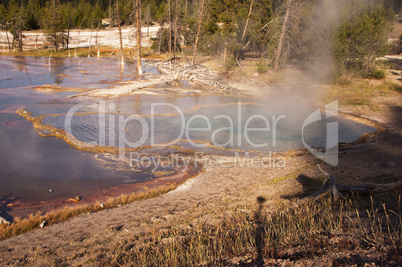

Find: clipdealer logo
<box><xmin>64</xmin><ymin>100</ymin><xmax>339</xmax><ymax>166</ymax></box>
<box><xmin>302</xmin><ymin>100</ymin><xmax>338</xmax><ymax>166</ymax></box>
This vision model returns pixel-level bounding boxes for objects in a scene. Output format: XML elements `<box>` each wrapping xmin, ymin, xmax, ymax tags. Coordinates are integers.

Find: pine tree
<box><xmin>8</xmin><ymin>0</ymin><xmax>26</xmax><ymax>53</ymax></box>
<box><xmin>25</xmin><ymin>0</ymin><xmax>41</xmax><ymax>30</ymax></box>
<box><xmin>335</xmin><ymin>4</ymin><xmax>393</xmax><ymax>75</ymax></box>
<box><xmin>43</xmin><ymin>0</ymin><xmax>65</xmax><ymax>51</ymax></box>
<box><xmin>0</xmin><ymin>3</ymin><xmax>12</xmax><ymax>53</ymax></box>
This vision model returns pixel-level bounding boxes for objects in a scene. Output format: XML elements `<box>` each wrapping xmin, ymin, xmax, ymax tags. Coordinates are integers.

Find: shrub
<box><xmin>225</xmin><ymin>54</ymin><xmax>237</xmax><ymax>71</ymax></box>
<box><xmin>151</xmin><ymin>41</ymin><xmax>157</xmax><ymax>51</ymax></box>
<box><xmin>256</xmin><ymin>60</ymin><xmax>269</xmax><ymax>74</ymax></box>
<box><xmin>370</xmin><ymin>69</ymin><xmax>386</xmax><ymax>79</ymax></box>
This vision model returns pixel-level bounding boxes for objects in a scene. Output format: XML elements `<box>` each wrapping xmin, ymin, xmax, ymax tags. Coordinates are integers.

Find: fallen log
<box><xmin>70</xmin><ymin>61</ymin><xmax>233</xmax><ymax>98</ymax></box>
<box><xmin>298</xmin><ymin>164</ymin><xmax>402</xmax><ymax>204</ymax></box>
<box><xmin>68</xmin><ymin>76</ymin><xmax>175</xmax><ymax>98</ymax></box>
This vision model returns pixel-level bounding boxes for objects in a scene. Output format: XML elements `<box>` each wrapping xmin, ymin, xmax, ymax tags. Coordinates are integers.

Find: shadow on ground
<box><xmin>0</xmin><ymin>194</ymin><xmax>19</xmax><ymax>223</ymax></box>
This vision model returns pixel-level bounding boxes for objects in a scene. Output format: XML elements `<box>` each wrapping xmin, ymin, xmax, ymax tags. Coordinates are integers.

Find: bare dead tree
<box><xmin>173</xmin><ymin>0</ymin><xmax>178</xmax><ymax>59</ymax></box>
<box><xmin>96</xmin><ymin>22</ymin><xmax>100</xmax><ymax>59</ymax></box>
<box><xmin>5</xmin><ymin>29</ymin><xmax>12</xmax><ymax>53</ymax></box>
<box><xmin>168</xmin><ymin>0</ymin><xmax>172</xmax><ymax>68</ymax></box>
<box><xmin>145</xmin><ymin>5</ymin><xmax>151</xmax><ymax>38</ymax></box>
<box><xmin>185</xmin><ymin>0</ymin><xmax>188</xmax><ymax>20</ymax></box>
<box><xmin>241</xmin><ymin>0</ymin><xmax>254</xmax><ymax>42</ymax></box>
<box><xmin>135</xmin><ymin>0</ymin><xmax>143</xmax><ymax>74</ymax></box>
<box><xmin>89</xmin><ymin>22</ymin><xmax>93</xmax><ymax>55</ymax></box>
<box><xmin>34</xmin><ymin>35</ymin><xmax>38</xmax><ymax>50</ymax></box>
<box><xmin>158</xmin><ymin>26</ymin><xmax>162</xmax><ymax>54</ymax></box>
<box><xmin>75</xmin><ymin>17</ymin><xmax>86</xmax><ymax>57</ymax></box>
<box><xmin>66</xmin><ymin>18</ymin><xmax>70</xmax><ymax>50</ymax></box>
<box><xmin>192</xmin><ymin>0</ymin><xmax>205</xmax><ymax>65</ymax></box>
<box><xmin>223</xmin><ymin>45</ymin><xmax>227</xmax><ymax>65</ymax></box>
<box><xmin>274</xmin><ymin>0</ymin><xmax>292</xmax><ymax>71</ymax></box>
<box><xmin>109</xmin><ymin>0</ymin><xmax>113</xmax><ymax>30</ymax></box>
<box><xmin>116</xmin><ymin>0</ymin><xmax>124</xmax><ymax>65</ymax></box>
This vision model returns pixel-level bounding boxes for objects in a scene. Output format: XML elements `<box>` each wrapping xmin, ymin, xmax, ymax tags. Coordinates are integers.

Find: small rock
<box><xmin>0</xmin><ymin>216</ymin><xmax>10</xmax><ymax>225</ymax></box>
<box><xmin>253</xmin><ymin>73</ymin><xmax>259</xmax><ymax>76</ymax></box>
<box><xmin>100</xmin><ymin>203</ymin><xmax>105</xmax><ymax>208</ymax></box>
<box><xmin>39</xmin><ymin>220</ymin><xmax>47</xmax><ymax>229</ymax></box>
<box><xmin>163</xmin><ymin>214</ymin><xmax>174</xmax><ymax>221</ymax></box>
<box><xmin>384</xmin><ymin>161</ymin><xmax>396</xmax><ymax>168</ymax></box>
<box><xmin>110</xmin><ymin>225</ymin><xmax>123</xmax><ymax>232</ymax></box>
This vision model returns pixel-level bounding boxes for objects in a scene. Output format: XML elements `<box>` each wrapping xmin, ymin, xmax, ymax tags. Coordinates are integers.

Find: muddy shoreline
<box><xmin>5</xmin><ymin>164</ymin><xmax>201</xmax><ymax>219</ymax></box>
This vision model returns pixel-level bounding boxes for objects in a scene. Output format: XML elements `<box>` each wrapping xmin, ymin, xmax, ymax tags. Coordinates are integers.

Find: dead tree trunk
<box><xmin>116</xmin><ymin>0</ymin><xmax>124</xmax><ymax>65</ymax></box>
<box><xmin>35</xmin><ymin>35</ymin><xmax>38</xmax><ymax>50</ymax></box>
<box><xmin>241</xmin><ymin>0</ymin><xmax>254</xmax><ymax>42</ymax></box>
<box><xmin>109</xmin><ymin>0</ymin><xmax>112</xmax><ymax>30</ymax></box>
<box><xmin>136</xmin><ymin>0</ymin><xmax>143</xmax><ymax>74</ymax></box>
<box><xmin>96</xmin><ymin>23</ymin><xmax>100</xmax><ymax>59</ymax></box>
<box><xmin>75</xmin><ymin>18</ymin><xmax>85</xmax><ymax>57</ymax></box>
<box><xmin>67</xmin><ymin>22</ymin><xmax>70</xmax><ymax>50</ymax></box>
<box><xmin>274</xmin><ymin>0</ymin><xmax>291</xmax><ymax>71</ymax></box>
<box><xmin>185</xmin><ymin>0</ymin><xmax>188</xmax><ymax>20</ymax></box>
<box><xmin>168</xmin><ymin>0</ymin><xmax>172</xmax><ymax>68</ymax></box>
<box><xmin>6</xmin><ymin>30</ymin><xmax>12</xmax><ymax>53</ymax></box>
<box><xmin>18</xmin><ymin>31</ymin><xmax>23</xmax><ymax>53</ymax></box>
<box><xmin>223</xmin><ymin>45</ymin><xmax>227</xmax><ymax>65</ymax></box>
<box><xmin>89</xmin><ymin>23</ymin><xmax>93</xmax><ymax>55</ymax></box>
<box><xmin>192</xmin><ymin>0</ymin><xmax>205</xmax><ymax>65</ymax></box>
<box><xmin>158</xmin><ymin>26</ymin><xmax>162</xmax><ymax>54</ymax></box>
<box><xmin>11</xmin><ymin>35</ymin><xmax>14</xmax><ymax>52</ymax></box>
<box><xmin>146</xmin><ymin>5</ymin><xmax>151</xmax><ymax>38</ymax></box>
<box><xmin>173</xmin><ymin>0</ymin><xmax>178</xmax><ymax>59</ymax></box>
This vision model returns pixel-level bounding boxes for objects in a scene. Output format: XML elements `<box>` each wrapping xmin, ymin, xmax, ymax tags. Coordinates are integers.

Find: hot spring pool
<box><xmin>0</xmin><ymin>56</ymin><xmax>376</xmax><ymax>218</ymax></box>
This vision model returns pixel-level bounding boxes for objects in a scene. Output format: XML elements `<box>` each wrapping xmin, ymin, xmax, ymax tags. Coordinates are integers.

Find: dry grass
<box><xmin>0</xmin><ymin>46</ymin><xmax>164</xmax><ymax>59</ymax></box>
<box><xmin>100</xmin><ymin>194</ymin><xmax>401</xmax><ymax>266</ymax></box>
<box><xmin>323</xmin><ymin>78</ymin><xmax>402</xmax><ymax>106</ymax></box>
<box><xmin>0</xmin><ymin>184</ymin><xmax>177</xmax><ymax>240</ymax></box>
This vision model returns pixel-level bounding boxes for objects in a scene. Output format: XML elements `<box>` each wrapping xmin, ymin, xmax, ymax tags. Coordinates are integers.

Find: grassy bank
<box><xmin>0</xmin><ymin>184</ymin><xmax>177</xmax><ymax>240</ymax></box>
<box><xmin>324</xmin><ymin>78</ymin><xmax>402</xmax><ymax>107</ymax></box>
<box><xmin>100</xmin><ymin>194</ymin><xmax>401</xmax><ymax>265</ymax></box>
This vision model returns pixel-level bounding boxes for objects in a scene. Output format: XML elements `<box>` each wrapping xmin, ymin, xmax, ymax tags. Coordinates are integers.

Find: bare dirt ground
<box><xmin>0</xmin><ymin>60</ymin><xmax>401</xmax><ymax>266</ymax></box>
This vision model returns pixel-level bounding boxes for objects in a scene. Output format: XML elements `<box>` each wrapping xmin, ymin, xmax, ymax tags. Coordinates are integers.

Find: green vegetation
<box><xmin>42</xmin><ymin>0</ymin><xmax>66</xmax><ymax>51</ymax></box>
<box><xmin>334</xmin><ymin>3</ymin><xmax>394</xmax><ymax>78</ymax></box>
<box><xmin>256</xmin><ymin>59</ymin><xmax>269</xmax><ymax>74</ymax></box>
<box><xmin>0</xmin><ymin>0</ymin><xmax>399</xmax><ymax>80</ymax></box>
